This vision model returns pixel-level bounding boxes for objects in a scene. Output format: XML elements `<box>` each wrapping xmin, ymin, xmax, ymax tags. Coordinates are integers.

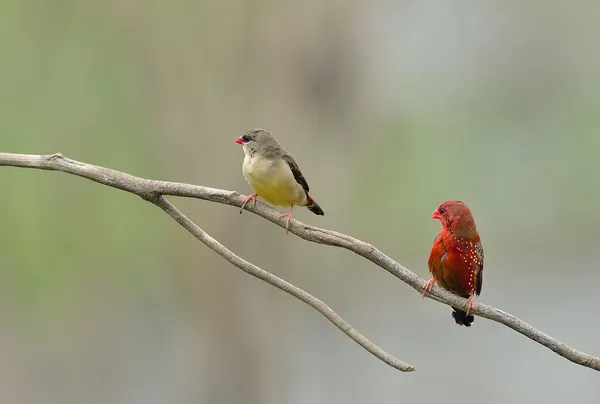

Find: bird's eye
<box><xmin>438</xmin><ymin>208</ymin><xmax>446</xmax><ymax>215</ymax></box>
<box><xmin>242</xmin><ymin>135</ymin><xmax>250</xmax><ymax>143</ymax></box>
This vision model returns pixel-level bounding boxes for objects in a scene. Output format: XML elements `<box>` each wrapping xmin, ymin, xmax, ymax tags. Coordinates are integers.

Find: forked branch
<box><xmin>1</xmin><ymin>152</ymin><xmax>598</xmax><ymax>372</ymax></box>
<box><xmin>0</xmin><ymin>153</ymin><xmax>414</xmax><ymax>372</ymax></box>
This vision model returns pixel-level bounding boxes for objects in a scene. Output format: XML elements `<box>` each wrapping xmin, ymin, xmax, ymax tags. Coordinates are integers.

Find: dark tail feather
<box><xmin>306</xmin><ymin>195</ymin><xmax>324</xmax><ymax>216</ymax></box>
<box><xmin>452</xmin><ymin>309</ymin><xmax>474</xmax><ymax>327</ymax></box>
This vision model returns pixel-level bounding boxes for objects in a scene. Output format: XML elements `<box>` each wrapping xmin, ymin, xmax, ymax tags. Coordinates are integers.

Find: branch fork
<box><xmin>1</xmin><ymin>152</ymin><xmax>598</xmax><ymax>373</ymax></box>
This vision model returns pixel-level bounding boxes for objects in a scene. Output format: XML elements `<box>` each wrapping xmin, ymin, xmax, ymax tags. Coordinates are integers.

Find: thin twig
<box><xmin>153</xmin><ymin>196</ymin><xmax>414</xmax><ymax>372</ymax></box>
<box><xmin>1</xmin><ymin>152</ymin><xmax>598</xmax><ymax>372</ymax></box>
<box><xmin>0</xmin><ymin>153</ymin><xmax>414</xmax><ymax>372</ymax></box>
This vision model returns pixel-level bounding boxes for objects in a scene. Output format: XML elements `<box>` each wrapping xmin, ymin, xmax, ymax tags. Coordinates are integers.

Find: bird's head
<box><xmin>234</xmin><ymin>128</ymin><xmax>279</xmax><ymax>156</ymax></box>
<box><xmin>432</xmin><ymin>200</ymin><xmax>477</xmax><ymax>236</ymax></box>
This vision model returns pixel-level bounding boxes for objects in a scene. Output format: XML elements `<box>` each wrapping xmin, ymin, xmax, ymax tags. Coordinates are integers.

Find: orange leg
<box><xmin>240</xmin><ymin>193</ymin><xmax>258</xmax><ymax>214</ymax></box>
<box><xmin>465</xmin><ymin>294</ymin><xmax>475</xmax><ymax>316</ymax></box>
<box><xmin>422</xmin><ymin>278</ymin><xmax>437</xmax><ymax>298</ymax></box>
<box><xmin>279</xmin><ymin>204</ymin><xmax>294</xmax><ymax>234</ymax></box>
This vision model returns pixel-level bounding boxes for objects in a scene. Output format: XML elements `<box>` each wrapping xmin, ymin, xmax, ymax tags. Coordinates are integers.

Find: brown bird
<box><xmin>423</xmin><ymin>200</ymin><xmax>484</xmax><ymax>327</ymax></box>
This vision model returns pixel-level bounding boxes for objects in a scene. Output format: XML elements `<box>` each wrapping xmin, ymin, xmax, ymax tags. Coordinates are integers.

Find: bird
<box><xmin>234</xmin><ymin>128</ymin><xmax>324</xmax><ymax>233</ymax></box>
<box><xmin>422</xmin><ymin>200</ymin><xmax>484</xmax><ymax>327</ymax></box>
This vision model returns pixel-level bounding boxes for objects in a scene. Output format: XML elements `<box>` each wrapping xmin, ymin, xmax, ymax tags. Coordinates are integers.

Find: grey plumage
<box><xmin>237</xmin><ymin>128</ymin><xmax>324</xmax><ymax>217</ymax></box>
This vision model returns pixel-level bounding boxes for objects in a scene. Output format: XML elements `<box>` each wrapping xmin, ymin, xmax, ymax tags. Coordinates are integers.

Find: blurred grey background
<box><xmin>0</xmin><ymin>0</ymin><xmax>599</xmax><ymax>403</ymax></box>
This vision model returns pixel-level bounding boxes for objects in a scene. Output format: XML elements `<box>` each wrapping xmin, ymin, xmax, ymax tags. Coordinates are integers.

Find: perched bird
<box><xmin>423</xmin><ymin>200</ymin><xmax>484</xmax><ymax>327</ymax></box>
<box><xmin>234</xmin><ymin>129</ymin><xmax>324</xmax><ymax>233</ymax></box>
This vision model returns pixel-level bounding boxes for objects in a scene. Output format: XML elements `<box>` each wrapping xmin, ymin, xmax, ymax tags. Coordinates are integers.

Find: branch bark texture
<box><xmin>1</xmin><ymin>152</ymin><xmax>598</xmax><ymax>372</ymax></box>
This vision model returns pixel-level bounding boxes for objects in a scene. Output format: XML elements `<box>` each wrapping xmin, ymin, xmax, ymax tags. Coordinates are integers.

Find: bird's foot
<box><xmin>240</xmin><ymin>193</ymin><xmax>258</xmax><ymax>214</ymax></box>
<box><xmin>422</xmin><ymin>278</ymin><xmax>437</xmax><ymax>298</ymax></box>
<box><xmin>465</xmin><ymin>295</ymin><xmax>475</xmax><ymax>316</ymax></box>
<box><xmin>279</xmin><ymin>212</ymin><xmax>293</xmax><ymax>234</ymax></box>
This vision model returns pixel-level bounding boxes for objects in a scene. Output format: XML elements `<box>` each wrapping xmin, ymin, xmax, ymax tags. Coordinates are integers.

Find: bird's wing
<box><xmin>428</xmin><ymin>234</ymin><xmax>447</xmax><ymax>275</ymax></box>
<box><xmin>282</xmin><ymin>154</ymin><xmax>310</xmax><ymax>193</ymax></box>
<box><xmin>475</xmin><ymin>241</ymin><xmax>484</xmax><ymax>295</ymax></box>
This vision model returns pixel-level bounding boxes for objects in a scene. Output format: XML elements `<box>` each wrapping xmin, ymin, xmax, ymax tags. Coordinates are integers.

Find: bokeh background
<box><xmin>1</xmin><ymin>1</ymin><xmax>599</xmax><ymax>403</ymax></box>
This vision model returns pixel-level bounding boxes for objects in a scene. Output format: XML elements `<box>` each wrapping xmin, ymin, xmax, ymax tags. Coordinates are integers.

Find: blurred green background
<box><xmin>1</xmin><ymin>0</ymin><xmax>599</xmax><ymax>403</ymax></box>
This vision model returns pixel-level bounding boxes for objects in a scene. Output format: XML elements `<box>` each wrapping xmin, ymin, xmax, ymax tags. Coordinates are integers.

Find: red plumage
<box><xmin>423</xmin><ymin>200</ymin><xmax>484</xmax><ymax>327</ymax></box>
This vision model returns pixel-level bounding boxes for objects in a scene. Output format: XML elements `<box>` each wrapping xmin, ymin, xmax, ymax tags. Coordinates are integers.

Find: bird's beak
<box><xmin>234</xmin><ymin>137</ymin><xmax>244</xmax><ymax>145</ymax></box>
<box><xmin>431</xmin><ymin>210</ymin><xmax>441</xmax><ymax>219</ymax></box>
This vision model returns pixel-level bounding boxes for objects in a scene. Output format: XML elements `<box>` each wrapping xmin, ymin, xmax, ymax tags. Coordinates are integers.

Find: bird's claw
<box><xmin>279</xmin><ymin>213</ymin><xmax>293</xmax><ymax>234</ymax></box>
<box><xmin>278</xmin><ymin>205</ymin><xmax>295</xmax><ymax>235</ymax></box>
<box><xmin>240</xmin><ymin>193</ymin><xmax>258</xmax><ymax>214</ymax></box>
<box><xmin>422</xmin><ymin>278</ymin><xmax>436</xmax><ymax>298</ymax></box>
<box><xmin>464</xmin><ymin>295</ymin><xmax>475</xmax><ymax>316</ymax></box>
<box><xmin>279</xmin><ymin>213</ymin><xmax>292</xmax><ymax>234</ymax></box>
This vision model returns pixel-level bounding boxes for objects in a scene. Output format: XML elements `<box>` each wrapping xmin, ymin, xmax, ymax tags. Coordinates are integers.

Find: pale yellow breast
<box><xmin>242</xmin><ymin>156</ymin><xmax>307</xmax><ymax>207</ymax></box>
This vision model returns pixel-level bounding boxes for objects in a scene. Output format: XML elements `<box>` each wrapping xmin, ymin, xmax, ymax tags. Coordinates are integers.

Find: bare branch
<box><xmin>1</xmin><ymin>152</ymin><xmax>598</xmax><ymax>372</ymax></box>
<box><xmin>153</xmin><ymin>196</ymin><xmax>414</xmax><ymax>372</ymax></box>
<box><xmin>0</xmin><ymin>153</ymin><xmax>414</xmax><ymax>372</ymax></box>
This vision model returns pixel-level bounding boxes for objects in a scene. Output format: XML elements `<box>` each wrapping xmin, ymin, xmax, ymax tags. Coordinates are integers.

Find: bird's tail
<box><xmin>452</xmin><ymin>309</ymin><xmax>474</xmax><ymax>327</ymax></box>
<box><xmin>305</xmin><ymin>194</ymin><xmax>324</xmax><ymax>216</ymax></box>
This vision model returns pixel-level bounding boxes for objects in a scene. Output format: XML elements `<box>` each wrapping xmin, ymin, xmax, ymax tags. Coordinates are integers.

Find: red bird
<box><xmin>423</xmin><ymin>200</ymin><xmax>484</xmax><ymax>327</ymax></box>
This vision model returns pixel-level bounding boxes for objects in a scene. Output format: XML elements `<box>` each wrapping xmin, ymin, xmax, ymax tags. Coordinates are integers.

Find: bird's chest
<box><xmin>242</xmin><ymin>155</ymin><xmax>303</xmax><ymax>206</ymax></box>
<box><xmin>243</xmin><ymin>155</ymin><xmax>273</xmax><ymax>181</ymax></box>
<box><xmin>432</xmin><ymin>237</ymin><xmax>481</xmax><ymax>297</ymax></box>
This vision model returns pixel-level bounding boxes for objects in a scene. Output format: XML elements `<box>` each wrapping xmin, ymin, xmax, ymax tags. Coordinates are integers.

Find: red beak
<box><xmin>234</xmin><ymin>137</ymin><xmax>244</xmax><ymax>145</ymax></box>
<box><xmin>431</xmin><ymin>210</ymin><xmax>441</xmax><ymax>219</ymax></box>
